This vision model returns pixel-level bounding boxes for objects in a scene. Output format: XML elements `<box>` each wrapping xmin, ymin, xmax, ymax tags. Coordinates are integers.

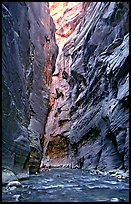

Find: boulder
<box><xmin>2</xmin><ymin>169</ymin><xmax>18</xmax><ymax>185</ymax></box>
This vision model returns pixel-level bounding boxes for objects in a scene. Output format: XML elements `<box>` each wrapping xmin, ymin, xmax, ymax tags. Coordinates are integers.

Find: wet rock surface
<box><xmin>2</xmin><ymin>2</ymin><xmax>30</xmax><ymax>179</ymax></box>
<box><xmin>27</xmin><ymin>2</ymin><xmax>58</xmax><ymax>174</ymax></box>
<box><xmin>2</xmin><ymin>169</ymin><xmax>19</xmax><ymax>185</ymax></box>
<box><xmin>44</xmin><ymin>2</ymin><xmax>129</xmax><ymax>171</ymax></box>
<box><xmin>7</xmin><ymin>181</ymin><xmax>22</xmax><ymax>188</ymax></box>
<box><xmin>2</xmin><ymin>2</ymin><xmax>58</xmax><ymax>178</ymax></box>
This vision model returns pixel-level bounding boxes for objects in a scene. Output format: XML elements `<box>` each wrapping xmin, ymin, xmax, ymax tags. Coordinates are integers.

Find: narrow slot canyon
<box><xmin>42</xmin><ymin>2</ymin><xmax>89</xmax><ymax>169</ymax></box>
<box><xmin>2</xmin><ymin>2</ymin><xmax>129</xmax><ymax>202</ymax></box>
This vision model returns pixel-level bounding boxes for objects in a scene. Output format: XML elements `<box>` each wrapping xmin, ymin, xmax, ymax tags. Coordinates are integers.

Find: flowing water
<box><xmin>2</xmin><ymin>168</ymin><xmax>129</xmax><ymax>202</ymax></box>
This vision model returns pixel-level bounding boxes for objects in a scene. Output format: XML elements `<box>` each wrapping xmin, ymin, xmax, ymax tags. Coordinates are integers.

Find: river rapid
<box><xmin>2</xmin><ymin>168</ymin><xmax>129</xmax><ymax>202</ymax></box>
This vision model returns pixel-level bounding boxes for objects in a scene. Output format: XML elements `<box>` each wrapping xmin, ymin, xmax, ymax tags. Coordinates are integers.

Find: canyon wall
<box><xmin>42</xmin><ymin>2</ymin><xmax>89</xmax><ymax>167</ymax></box>
<box><xmin>49</xmin><ymin>2</ymin><xmax>90</xmax><ymax>48</ymax></box>
<box><xmin>2</xmin><ymin>2</ymin><xmax>58</xmax><ymax>183</ymax></box>
<box><xmin>27</xmin><ymin>2</ymin><xmax>58</xmax><ymax>174</ymax></box>
<box><xmin>44</xmin><ymin>2</ymin><xmax>129</xmax><ymax>171</ymax></box>
<box><xmin>2</xmin><ymin>2</ymin><xmax>129</xmax><ymax>181</ymax></box>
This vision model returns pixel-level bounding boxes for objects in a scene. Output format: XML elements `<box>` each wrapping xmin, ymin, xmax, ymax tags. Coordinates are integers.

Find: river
<box><xmin>2</xmin><ymin>168</ymin><xmax>129</xmax><ymax>202</ymax></box>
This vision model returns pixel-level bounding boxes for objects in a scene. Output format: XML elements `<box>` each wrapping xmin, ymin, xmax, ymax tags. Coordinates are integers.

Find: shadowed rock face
<box><xmin>2</xmin><ymin>2</ymin><xmax>30</xmax><ymax>179</ymax></box>
<box><xmin>27</xmin><ymin>2</ymin><xmax>58</xmax><ymax>174</ymax></box>
<box><xmin>2</xmin><ymin>2</ymin><xmax>58</xmax><ymax>179</ymax></box>
<box><xmin>44</xmin><ymin>2</ymin><xmax>129</xmax><ymax>171</ymax></box>
<box><xmin>2</xmin><ymin>2</ymin><xmax>129</xmax><ymax>178</ymax></box>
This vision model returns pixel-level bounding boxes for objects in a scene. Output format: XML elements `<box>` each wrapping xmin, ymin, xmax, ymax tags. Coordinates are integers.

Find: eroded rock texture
<box><xmin>2</xmin><ymin>2</ymin><xmax>58</xmax><ymax>180</ymax></box>
<box><xmin>27</xmin><ymin>2</ymin><xmax>58</xmax><ymax>174</ymax></box>
<box><xmin>43</xmin><ymin>2</ymin><xmax>89</xmax><ymax>167</ymax></box>
<box><xmin>2</xmin><ymin>2</ymin><xmax>30</xmax><ymax>179</ymax></box>
<box><xmin>44</xmin><ymin>2</ymin><xmax>129</xmax><ymax>171</ymax></box>
<box><xmin>49</xmin><ymin>2</ymin><xmax>90</xmax><ymax>49</ymax></box>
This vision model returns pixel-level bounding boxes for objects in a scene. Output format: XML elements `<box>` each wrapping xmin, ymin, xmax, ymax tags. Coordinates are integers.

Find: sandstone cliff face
<box><xmin>2</xmin><ymin>2</ymin><xmax>58</xmax><ymax>181</ymax></box>
<box><xmin>44</xmin><ymin>2</ymin><xmax>129</xmax><ymax>171</ymax></box>
<box><xmin>2</xmin><ymin>2</ymin><xmax>129</xmax><ymax>178</ymax></box>
<box><xmin>27</xmin><ymin>2</ymin><xmax>58</xmax><ymax>174</ymax></box>
<box><xmin>43</xmin><ymin>2</ymin><xmax>89</xmax><ymax>167</ymax></box>
<box><xmin>2</xmin><ymin>2</ymin><xmax>30</xmax><ymax>180</ymax></box>
<box><xmin>49</xmin><ymin>2</ymin><xmax>90</xmax><ymax>48</ymax></box>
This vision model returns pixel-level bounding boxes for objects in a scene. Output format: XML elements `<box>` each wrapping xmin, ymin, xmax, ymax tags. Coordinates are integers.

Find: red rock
<box><xmin>49</xmin><ymin>2</ymin><xmax>89</xmax><ymax>48</ymax></box>
<box><xmin>43</xmin><ymin>2</ymin><xmax>90</xmax><ymax>167</ymax></box>
<box><xmin>44</xmin><ymin>2</ymin><xmax>129</xmax><ymax>171</ymax></box>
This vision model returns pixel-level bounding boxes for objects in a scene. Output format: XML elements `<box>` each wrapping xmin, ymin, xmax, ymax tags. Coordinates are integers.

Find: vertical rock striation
<box><xmin>2</xmin><ymin>2</ymin><xmax>30</xmax><ymax>180</ymax></box>
<box><xmin>44</xmin><ymin>2</ymin><xmax>129</xmax><ymax>171</ymax></box>
<box><xmin>27</xmin><ymin>2</ymin><xmax>58</xmax><ymax>174</ymax></box>
<box><xmin>2</xmin><ymin>1</ymin><xmax>129</xmax><ymax>179</ymax></box>
<box><xmin>43</xmin><ymin>2</ymin><xmax>89</xmax><ymax>167</ymax></box>
<box><xmin>2</xmin><ymin>2</ymin><xmax>58</xmax><ymax>182</ymax></box>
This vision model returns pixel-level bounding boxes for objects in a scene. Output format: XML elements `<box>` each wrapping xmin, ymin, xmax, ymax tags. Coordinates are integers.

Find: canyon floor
<box><xmin>2</xmin><ymin>168</ymin><xmax>129</xmax><ymax>202</ymax></box>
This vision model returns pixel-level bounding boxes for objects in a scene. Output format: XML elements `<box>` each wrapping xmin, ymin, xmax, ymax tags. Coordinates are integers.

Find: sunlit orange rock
<box><xmin>49</xmin><ymin>2</ymin><xmax>89</xmax><ymax>48</ymax></box>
